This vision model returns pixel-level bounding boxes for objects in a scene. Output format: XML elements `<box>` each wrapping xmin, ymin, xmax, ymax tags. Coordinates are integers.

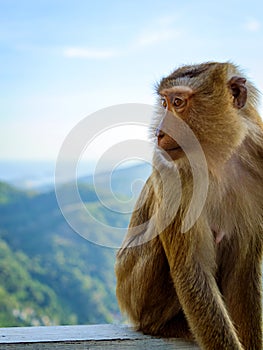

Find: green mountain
<box><xmin>0</xmin><ymin>179</ymin><xmax>133</xmax><ymax>327</ymax></box>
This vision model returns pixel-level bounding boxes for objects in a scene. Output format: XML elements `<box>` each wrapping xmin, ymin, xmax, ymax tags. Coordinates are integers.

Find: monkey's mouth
<box><xmin>166</xmin><ymin>146</ymin><xmax>181</xmax><ymax>151</ymax></box>
<box><xmin>162</xmin><ymin>146</ymin><xmax>184</xmax><ymax>160</ymax></box>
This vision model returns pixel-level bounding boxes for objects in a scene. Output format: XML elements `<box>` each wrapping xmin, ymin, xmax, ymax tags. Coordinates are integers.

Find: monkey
<box><xmin>115</xmin><ymin>62</ymin><xmax>263</xmax><ymax>350</ymax></box>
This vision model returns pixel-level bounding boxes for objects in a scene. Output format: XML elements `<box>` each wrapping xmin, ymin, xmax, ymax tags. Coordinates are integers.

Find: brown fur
<box><xmin>115</xmin><ymin>62</ymin><xmax>263</xmax><ymax>350</ymax></box>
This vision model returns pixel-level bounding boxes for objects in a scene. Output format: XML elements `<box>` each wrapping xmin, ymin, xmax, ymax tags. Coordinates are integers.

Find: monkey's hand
<box><xmin>159</xmin><ymin>220</ymin><xmax>244</xmax><ymax>350</ymax></box>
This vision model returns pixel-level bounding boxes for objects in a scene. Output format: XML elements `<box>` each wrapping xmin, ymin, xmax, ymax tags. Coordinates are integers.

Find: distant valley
<box><xmin>0</xmin><ymin>162</ymin><xmax>151</xmax><ymax>326</ymax></box>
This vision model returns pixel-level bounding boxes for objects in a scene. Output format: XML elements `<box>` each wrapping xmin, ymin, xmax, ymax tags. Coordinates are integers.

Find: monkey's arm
<box><xmin>117</xmin><ymin>174</ymin><xmax>156</xmax><ymax>251</ymax></box>
<box><xmin>159</xmin><ymin>220</ymin><xmax>244</xmax><ymax>350</ymax></box>
<box><xmin>116</xmin><ymin>176</ymin><xmax>189</xmax><ymax>336</ymax></box>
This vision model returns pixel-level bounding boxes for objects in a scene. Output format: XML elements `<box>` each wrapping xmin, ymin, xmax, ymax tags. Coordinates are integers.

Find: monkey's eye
<box><xmin>161</xmin><ymin>98</ymin><xmax>168</xmax><ymax>109</ymax></box>
<box><xmin>173</xmin><ymin>98</ymin><xmax>186</xmax><ymax>109</ymax></box>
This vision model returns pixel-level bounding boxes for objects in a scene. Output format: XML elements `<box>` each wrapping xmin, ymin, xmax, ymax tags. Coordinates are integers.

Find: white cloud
<box><xmin>136</xmin><ymin>28</ymin><xmax>181</xmax><ymax>47</ymax></box>
<box><xmin>63</xmin><ymin>47</ymin><xmax>118</xmax><ymax>59</ymax></box>
<box><xmin>63</xmin><ymin>16</ymin><xmax>181</xmax><ymax>60</ymax></box>
<box><xmin>156</xmin><ymin>15</ymin><xmax>178</xmax><ymax>27</ymax></box>
<box><xmin>135</xmin><ymin>16</ymin><xmax>181</xmax><ymax>48</ymax></box>
<box><xmin>244</xmin><ymin>18</ymin><xmax>261</xmax><ymax>32</ymax></box>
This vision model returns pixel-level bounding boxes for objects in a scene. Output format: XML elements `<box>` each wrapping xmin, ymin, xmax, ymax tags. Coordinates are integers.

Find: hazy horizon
<box><xmin>0</xmin><ymin>158</ymin><xmax>151</xmax><ymax>190</ymax></box>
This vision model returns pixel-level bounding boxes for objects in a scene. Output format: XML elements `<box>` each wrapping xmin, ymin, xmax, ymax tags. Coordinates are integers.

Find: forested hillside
<box><xmin>0</xmin><ymin>171</ymin><xmax>145</xmax><ymax>327</ymax></box>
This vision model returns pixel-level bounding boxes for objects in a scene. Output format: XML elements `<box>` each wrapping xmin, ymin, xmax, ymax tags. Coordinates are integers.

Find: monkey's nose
<box><xmin>155</xmin><ymin>128</ymin><xmax>165</xmax><ymax>139</ymax></box>
<box><xmin>156</xmin><ymin>128</ymin><xmax>165</xmax><ymax>147</ymax></box>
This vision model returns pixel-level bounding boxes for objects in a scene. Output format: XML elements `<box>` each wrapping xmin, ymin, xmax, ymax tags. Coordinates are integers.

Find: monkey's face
<box><xmin>155</xmin><ymin>86</ymin><xmax>194</xmax><ymax>161</ymax></box>
<box><xmin>152</xmin><ymin>62</ymin><xmax>248</xmax><ymax>169</ymax></box>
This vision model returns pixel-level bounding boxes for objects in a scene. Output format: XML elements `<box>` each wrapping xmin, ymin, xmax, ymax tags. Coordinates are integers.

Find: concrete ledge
<box><xmin>0</xmin><ymin>324</ymin><xmax>199</xmax><ymax>349</ymax></box>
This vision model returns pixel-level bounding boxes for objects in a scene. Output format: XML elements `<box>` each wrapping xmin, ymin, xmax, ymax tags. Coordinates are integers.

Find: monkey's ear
<box><xmin>228</xmin><ymin>76</ymin><xmax>247</xmax><ymax>109</ymax></box>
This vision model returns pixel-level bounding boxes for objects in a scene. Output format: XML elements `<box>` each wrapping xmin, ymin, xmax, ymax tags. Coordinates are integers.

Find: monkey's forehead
<box><xmin>157</xmin><ymin>62</ymin><xmax>223</xmax><ymax>92</ymax></box>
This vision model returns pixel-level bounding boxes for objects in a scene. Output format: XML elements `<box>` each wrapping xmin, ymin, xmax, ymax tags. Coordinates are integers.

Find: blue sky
<box><xmin>0</xmin><ymin>0</ymin><xmax>263</xmax><ymax>161</ymax></box>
